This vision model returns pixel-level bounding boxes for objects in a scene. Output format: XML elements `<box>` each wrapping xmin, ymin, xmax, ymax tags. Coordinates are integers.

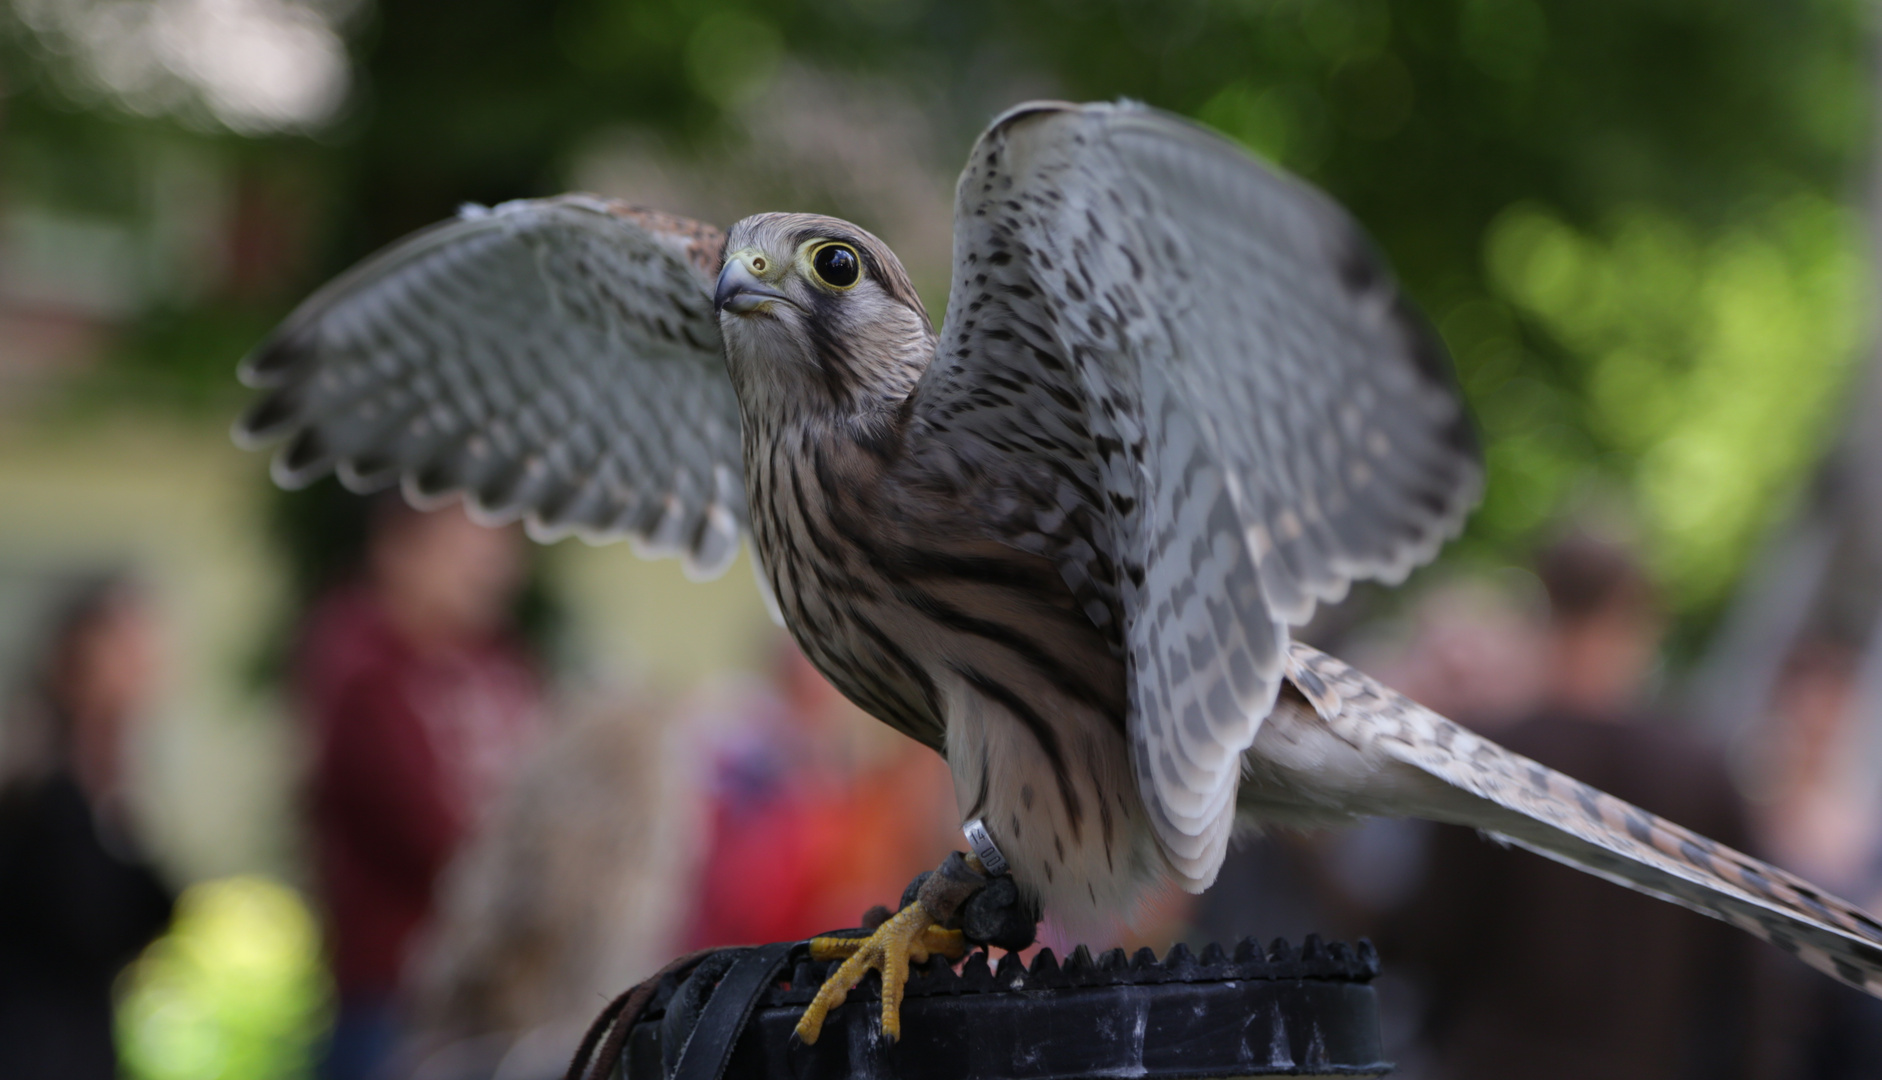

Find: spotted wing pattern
<box><xmin>911</xmin><ymin>102</ymin><xmax>1480</xmax><ymax>886</ymax></box>
<box><xmin>1284</xmin><ymin>643</ymin><xmax>1882</xmax><ymax>995</ymax></box>
<box><xmin>235</xmin><ymin>196</ymin><xmax>746</xmax><ymax>578</ymax></box>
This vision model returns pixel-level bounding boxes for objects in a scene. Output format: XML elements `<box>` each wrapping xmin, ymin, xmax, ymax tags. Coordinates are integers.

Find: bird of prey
<box><xmin>235</xmin><ymin>100</ymin><xmax>1882</xmax><ymax>1041</ymax></box>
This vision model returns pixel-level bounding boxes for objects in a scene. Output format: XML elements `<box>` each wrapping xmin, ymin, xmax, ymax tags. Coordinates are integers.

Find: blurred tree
<box><xmin>0</xmin><ymin>0</ymin><xmax>1871</xmax><ymax>626</ymax></box>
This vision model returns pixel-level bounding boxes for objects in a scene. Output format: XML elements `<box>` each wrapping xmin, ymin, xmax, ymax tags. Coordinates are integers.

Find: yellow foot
<box><xmin>795</xmin><ymin>902</ymin><xmax>967</xmax><ymax>1044</ymax></box>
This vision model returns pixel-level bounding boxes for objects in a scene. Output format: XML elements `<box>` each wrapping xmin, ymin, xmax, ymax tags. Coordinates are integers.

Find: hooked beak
<box><xmin>715</xmin><ymin>256</ymin><xmax>796</xmax><ymax>315</ymax></box>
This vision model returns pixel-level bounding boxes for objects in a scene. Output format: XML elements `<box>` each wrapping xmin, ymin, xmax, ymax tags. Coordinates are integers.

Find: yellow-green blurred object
<box><xmin>117</xmin><ymin>876</ymin><xmax>333</xmax><ymax>1080</ymax></box>
<box><xmin>1486</xmin><ymin>197</ymin><xmax>1869</xmax><ymax>609</ymax></box>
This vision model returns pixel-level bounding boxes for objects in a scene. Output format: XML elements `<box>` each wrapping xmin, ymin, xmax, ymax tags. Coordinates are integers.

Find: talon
<box><xmin>795</xmin><ymin>902</ymin><xmax>966</xmax><ymax>1044</ymax></box>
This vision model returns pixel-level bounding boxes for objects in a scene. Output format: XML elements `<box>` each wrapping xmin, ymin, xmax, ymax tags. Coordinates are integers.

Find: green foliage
<box><xmin>116</xmin><ymin>876</ymin><xmax>332</xmax><ymax>1080</ymax></box>
<box><xmin>1486</xmin><ymin>197</ymin><xmax>1867</xmax><ymax>605</ymax></box>
<box><xmin>3</xmin><ymin>5</ymin><xmax>1873</xmax><ymax>1061</ymax></box>
<box><xmin>74</xmin><ymin>302</ymin><xmax>285</xmax><ymax>417</ymax></box>
<box><xmin>983</xmin><ymin>0</ymin><xmax>1872</xmax><ymax>616</ymax></box>
<box><xmin>2</xmin><ymin>0</ymin><xmax>1873</xmax><ymax>621</ymax></box>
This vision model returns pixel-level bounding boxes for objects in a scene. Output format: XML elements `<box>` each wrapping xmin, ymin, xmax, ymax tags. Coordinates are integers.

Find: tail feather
<box><xmin>1283</xmin><ymin>643</ymin><xmax>1882</xmax><ymax>997</ymax></box>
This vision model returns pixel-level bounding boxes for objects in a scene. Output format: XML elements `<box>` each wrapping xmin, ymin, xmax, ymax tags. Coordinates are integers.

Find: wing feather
<box><xmin>1283</xmin><ymin>643</ymin><xmax>1882</xmax><ymax>997</ymax></box>
<box><xmin>911</xmin><ymin>101</ymin><xmax>1480</xmax><ymax>886</ymax></box>
<box><xmin>235</xmin><ymin>195</ymin><xmax>746</xmax><ymax>577</ymax></box>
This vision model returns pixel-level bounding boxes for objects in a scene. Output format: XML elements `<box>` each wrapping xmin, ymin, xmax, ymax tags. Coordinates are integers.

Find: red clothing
<box><xmin>684</xmin><ymin>695</ymin><xmax>959</xmax><ymax>949</ymax></box>
<box><xmin>296</xmin><ymin>586</ymin><xmax>540</xmax><ymax>996</ymax></box>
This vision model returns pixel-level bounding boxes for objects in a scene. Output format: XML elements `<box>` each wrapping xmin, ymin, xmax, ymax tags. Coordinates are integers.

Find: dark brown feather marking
<box><xmin>953</xmin><ymin>664</ymin><xmax>1084</xmax><ymax>842</ymax></box>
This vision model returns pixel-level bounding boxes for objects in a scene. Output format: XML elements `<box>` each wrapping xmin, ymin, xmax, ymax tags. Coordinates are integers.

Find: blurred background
<box><xmin>2</xmin><ymin>0</ymin><xmax>1881</xmax><ymax>1077</ymax></box>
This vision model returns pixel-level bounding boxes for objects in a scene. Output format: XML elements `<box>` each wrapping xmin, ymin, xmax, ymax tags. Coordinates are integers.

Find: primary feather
<box><xmin>233</xmin><ymin>195</ymin><xmax>744</xmax><ymax>577</ymax></box>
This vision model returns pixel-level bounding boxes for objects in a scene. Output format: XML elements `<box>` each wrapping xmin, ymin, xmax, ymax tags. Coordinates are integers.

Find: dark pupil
<box><xmin>815</xmin><ymin>245</ymin><xmax>859</xmax><ymax>287</ymax></box>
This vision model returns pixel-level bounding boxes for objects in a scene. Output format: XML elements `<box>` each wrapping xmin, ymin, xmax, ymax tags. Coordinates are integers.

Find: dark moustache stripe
<box><xmin>806</xmin><ymin>293</ymin><xmax>856</xmax><ymax>402</ymax></box>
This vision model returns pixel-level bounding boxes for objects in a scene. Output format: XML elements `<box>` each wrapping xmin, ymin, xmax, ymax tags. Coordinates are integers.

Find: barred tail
<box><xmin>1284</xmin><ymin>643</ymin><xmax>1882</xmax><ymax>997</ymax></box>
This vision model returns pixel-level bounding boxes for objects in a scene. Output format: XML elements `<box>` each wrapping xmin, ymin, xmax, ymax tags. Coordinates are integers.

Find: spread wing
<box><xmin>1282</xmin><ymin>644</ymin><xmax>1882</xmax><ymax>998</ymax></box>
<box><xmin>234</xmin><ymin>196</ymin><xmax>747</xmax><ymax>579</ymax></box>
<box><xmin>910</xmin><ymin>102</ymin><xmax>1480</xmax><ymax>887</ymax></box>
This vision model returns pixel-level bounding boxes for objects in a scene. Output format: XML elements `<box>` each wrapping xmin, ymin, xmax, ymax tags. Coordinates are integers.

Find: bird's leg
<box><xmin>794</xmin><ymin>852</ymin><xmax>984</xmax><ymax>1044</ymax></box>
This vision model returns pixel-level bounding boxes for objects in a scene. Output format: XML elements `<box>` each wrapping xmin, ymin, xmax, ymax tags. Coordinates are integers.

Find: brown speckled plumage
<box><xmin>237</xmin><ymin>100</ymin><xmax>1882</xmax><ymax>997</ymax></box>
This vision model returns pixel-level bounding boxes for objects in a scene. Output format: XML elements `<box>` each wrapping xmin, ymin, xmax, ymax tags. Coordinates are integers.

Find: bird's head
<box><xmin>715</xmin><ymin>212</ymin><xmax>934</xmax><ymax>422</ymax></box>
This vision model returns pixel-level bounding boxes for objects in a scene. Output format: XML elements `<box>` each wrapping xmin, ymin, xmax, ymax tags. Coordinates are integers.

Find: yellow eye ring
<box><xmin>808</xmin><ymin>242</ymin><xmax>863</xmax><ymax>290</ymax></box>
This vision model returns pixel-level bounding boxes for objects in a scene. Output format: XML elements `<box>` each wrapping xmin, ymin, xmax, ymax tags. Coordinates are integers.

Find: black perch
<box><xmin>613</xmin><ymin>935</ymin><xmax>1389</xmax><ymax>1080</ymax></box>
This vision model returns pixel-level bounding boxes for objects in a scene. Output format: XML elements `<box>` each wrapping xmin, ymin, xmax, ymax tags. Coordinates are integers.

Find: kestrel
<box><xmin>236</xmin><ymin>101</ymin><xmax>1882</xmax><ymax>1041</ymax></box>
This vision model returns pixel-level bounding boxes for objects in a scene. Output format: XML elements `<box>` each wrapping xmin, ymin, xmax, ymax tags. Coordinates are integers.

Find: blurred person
<box><xmin>1360</xmin><ymin>574</ymin><xmax>1550</xmax><ymax>732</ymax></box>
<box><xmin>1746</xmin><ymin>643</ymin><xmax>1877</xmax><ymax>896</ymax></box>
<box><xmin>295</xmin><ymin>500</ymin><xmax>545</xmax><ymax>1080</ymax></box>
<box><xmin>1190</xmin><ymin>577</ymin><xmax>1550</xmax><ymax>942</ymax></box>
<box><xmin>1386</xmin><ymin>532</ymin><xmax>1775</xmax><ymax>1080</ymax></box>
<box><xmin>685</xmin><ymin>641</ymin><xmax>958</xmax><ymax>949</ymax></box>
<box><xmin>1188</xmin><ymin>576</ymin><xmax>1551</xmax><ymax>1065</ymax></box>
<box><xmin>0</xmin><ymin>577</ymin><xmax>175</xmax><ymax>1080</ymax></box>
<box><xmin>1742</xmin><ymin>641</ymin><xmax>1882</xmax><ymax>1079</ymax></box>
<box><xmin>403</xmin><ymin>693</ymin><xmax>709</xmax><ymax>1080</ymax></box>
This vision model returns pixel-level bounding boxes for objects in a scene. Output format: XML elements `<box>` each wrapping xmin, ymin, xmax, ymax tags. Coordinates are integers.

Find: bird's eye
<box><xmin>810</xmin><ymin>243</ymin><xmax>861</xmax><ymax>289</ymax></box>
